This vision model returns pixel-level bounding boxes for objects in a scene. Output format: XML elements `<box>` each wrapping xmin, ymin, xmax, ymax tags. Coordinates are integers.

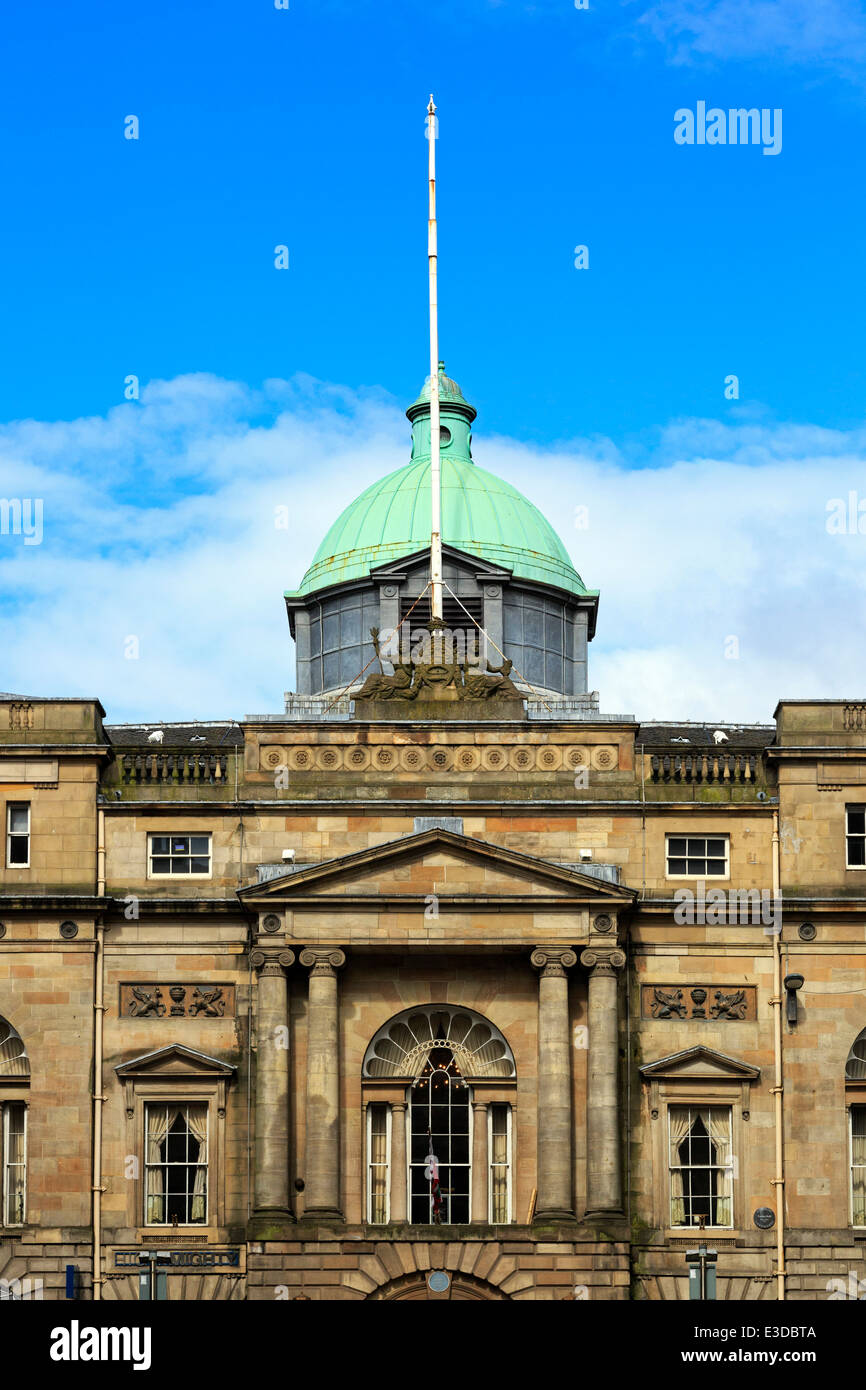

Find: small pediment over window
<box><xmin>640</xmin><ymin>1046</ymin><xmax>759</xmax><ymax>1121</ymax></box>
<box><xmin>640</xmin><ymin>1046</ymin><xmax>759</xmax><ymax>1084</ymax></box>
<box><xmin>115</xmin><ymin>1044</ymin><xmax>235</xmax><ymax>1081</ymax></box>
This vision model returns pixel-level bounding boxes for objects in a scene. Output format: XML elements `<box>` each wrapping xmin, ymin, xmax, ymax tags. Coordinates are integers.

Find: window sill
<box><xmin>666</xmin><ymin>1228</ymin><xmax>738</xmax><ymax>1239</ymax></box>
<box><xmin>146</xmin><ymin>876</ymin><xmax>213</xmax><ymax>882</ymax></box>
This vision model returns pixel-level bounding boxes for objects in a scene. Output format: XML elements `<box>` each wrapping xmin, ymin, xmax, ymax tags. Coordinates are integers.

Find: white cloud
<box><xmin>0</xmin><ymin>372</ymin><xmax>863</xmax><ymax>725</ymax></box>
<box><xmin>632</xmin><ymin>0</ymin><xmax>866</xmax><ymax>70</ymax></box>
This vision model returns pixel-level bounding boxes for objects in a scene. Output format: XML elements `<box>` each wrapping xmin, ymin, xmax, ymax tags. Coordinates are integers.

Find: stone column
<box><xmin>580</xmin><ymin>947</ymin><xmax>626</xmax><ymax>1216</ymax></box>
<box><xmin>471</xmin><ymin>1101</ymin><xmax>489</xmax><ymax>1223</ymax></box>
<box><xmin>530</xmin><ymin>947</ymin><xmax>578</xmax><ymax>1222</ymax></box>
<box><xmin>250</xmin><ymin>948</ymin><xmax>295</xmax><ymax>1226</ymax></box>
<box><xmin>299</xmin><ymin>948</ymin><xmax>346</xmax><ymax>1220</ymax></box>
<box><xmin>389</xmin><ymin>1101</ymin><xmax>408</xmax><ymax>1223</ymax></box>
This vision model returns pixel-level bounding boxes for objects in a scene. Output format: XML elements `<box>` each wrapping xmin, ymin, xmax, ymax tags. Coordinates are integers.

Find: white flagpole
<box><xmin>427</xmin><ymin>94</ymin><xmax>443</xmax><ymax>622</ymax></box>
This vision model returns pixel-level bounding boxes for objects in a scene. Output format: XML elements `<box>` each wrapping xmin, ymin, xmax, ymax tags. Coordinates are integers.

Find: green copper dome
<box><xmin>288</xmin><ymin>368</ymin><xmax>591</xmax><ymax>601</ymax></box>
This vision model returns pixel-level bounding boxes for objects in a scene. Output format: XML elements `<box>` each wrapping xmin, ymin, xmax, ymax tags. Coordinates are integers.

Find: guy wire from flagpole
<box><xmin>427</xmin><ymin>94</ymin><xmax>444</xmax><ymax>622</ymax></box>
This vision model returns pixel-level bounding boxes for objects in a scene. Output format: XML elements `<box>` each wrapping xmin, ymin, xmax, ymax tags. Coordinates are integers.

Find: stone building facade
<box><xmin>1</xmin><ymin>373</ymin><xmax>865</xmax><ymax>1302</ymax></box>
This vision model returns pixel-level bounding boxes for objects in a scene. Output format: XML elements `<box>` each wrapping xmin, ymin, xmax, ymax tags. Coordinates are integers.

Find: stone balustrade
<box><xmin>119</xmin><ymin>749</ymin><xmax>232</xmax><ymax>786</ymax></box>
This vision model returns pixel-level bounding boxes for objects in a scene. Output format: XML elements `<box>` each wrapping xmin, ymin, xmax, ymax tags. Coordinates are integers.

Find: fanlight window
<box><xmin>846</xmin><ymin>1029</ymin><xmax>866</xmax><ymax>1081</ymax></box>
<box><xmin>363</xmin><ymin>1005</ymin><xmax>515</xmax><ymax>1080</ymax></box>
<box><xmin>0</xmin><ymin>1017</ymin><xmax>29</xmax><ymax>1080</ymax></box>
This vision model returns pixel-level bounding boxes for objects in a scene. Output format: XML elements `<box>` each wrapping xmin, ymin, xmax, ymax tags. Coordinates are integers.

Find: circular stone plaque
<box><xmin>427</xmin><ymin>1271</ymin><xmax>451</xmax><ymax>1293</ymax></box>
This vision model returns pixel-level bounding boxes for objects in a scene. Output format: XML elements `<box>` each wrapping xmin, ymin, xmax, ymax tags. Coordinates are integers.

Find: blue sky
<box><xmin>1</xmin><ymin>0</ymin><xmax>866</xmax><ymax>720</ymax></box>
<box><xmin>3</xmin><ymin>0</ymin><xmax>866</xmax><ymax>438</ymax></box>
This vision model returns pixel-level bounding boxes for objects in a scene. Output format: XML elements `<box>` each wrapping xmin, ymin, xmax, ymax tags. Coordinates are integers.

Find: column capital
<box><xmin>391</xmin><ymin>1100</ymin><xmax>407</xmax><ymax>1115</ymax></box>
<box><xmin>250</xmin><ymin>947</ymin><xmax>295</xmax><ymax>976</ymax></box>
<box><xmin>580</xmin><ymin>947</ymin><xmax>626</xmax><ymax>975</ymax></box>
<box><xmin>299</xmin><ymin>947</ymin><xmax>346</xmax><ymax>976</ymax></box>
<box><xmin>531</xmin><ymin>946</ymin><xmax>577</xmax><ymax>978</ymax></box>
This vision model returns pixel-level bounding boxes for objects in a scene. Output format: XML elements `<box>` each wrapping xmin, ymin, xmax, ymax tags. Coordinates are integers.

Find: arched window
<box><xmin>362</xmin><ymin>1006</ymin><xmax>516</xmax><ymax>1227</ymax></box>
<box><xmin>846</xmin><ymin>1029</ymin><xmax>866</xmax><ymax>1226</ymax></box>
<box><xmin>0</xmin><ymin>1016</ymin><xmax>29</xmax><ymax>1226</ymax></box>
<box><xmin>409</xmin><ymin>1043</ymin><xmax>470</xmax><ymax>1224</ymax></box>
<box><xmin>363</xmin><ymin>1005</ymin><xmax>516</xmax><ymax>1080</ymax></box>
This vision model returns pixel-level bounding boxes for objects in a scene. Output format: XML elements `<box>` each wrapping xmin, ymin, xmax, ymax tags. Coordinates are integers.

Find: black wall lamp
<box><xmin>783</xmin><ymin>972</ymin><xmax>805</xmax><ymax>1024</ymax></box>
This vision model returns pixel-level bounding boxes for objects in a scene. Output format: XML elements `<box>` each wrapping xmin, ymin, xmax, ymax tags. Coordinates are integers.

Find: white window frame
<box><xmin>850</xmin><ymin>1105</ymin><xmax>866</xmax><ymax>1228</ymax></box>
<box><xmin>6</xmin><ymin>803</ymin><xmax>30</xmax><ymax>870</ymax></box>
<box><xmin>668</xmin><ymin>1104</ymin><xmax>734</xmax><ymax>1230</ymax></box>
<box><xmin>408</xmin><ymin>1071</ymin><xmax>473</xmax><ymax>1226</ymax></box>
<box><xmin>488</xmin><ymin>1103</ymin><xmax>512</xmax><ymax>1224</ymax></box>
<box><xmin>2</xmin><ymin>1102</ymin><xmax>27</xmax><ymax>1226</ymax></box>
<box><xmin>366</xmin><ymin>1103</ymin><xmax>392</xmax><ymax>1225</ymax></box>
<box><xmin>845</xmin><ymin>806</ymin><xmax>866</xmax><ymax>870</ymax></box>
<box><xmin>665</xmin><ymin>834</ymin><xmax>730</xmax><ymax>881</ymax></box>
<box><xmin>143</xmin><ymin>1102</ymin><xmax>209</xmax><ymax>1226</ymax></box>
<box><xmin>147</xmin><ymin>832</ymin><xmax>212</xmax><ymax>879</ymax></box>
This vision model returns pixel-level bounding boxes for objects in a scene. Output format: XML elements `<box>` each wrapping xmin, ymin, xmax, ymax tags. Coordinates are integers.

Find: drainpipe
<box><xmin>770</xmin><ymin>810</ymin><xmax>786</xmax><ymax>1301</ymax></box>
<box><xmin>92</xmin><ymin>807</ymin><xmax>107</xmax><ymax>1300</ymax></box>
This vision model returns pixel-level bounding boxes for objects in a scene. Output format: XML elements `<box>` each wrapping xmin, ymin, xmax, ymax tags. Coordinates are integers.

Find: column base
<box><xmin>533</xmin><ymin>1208</ymin><xmax>577</xmax><ymax>1225</ymax></box>
<box><xmin>248</xmin><ymin>1207</ymin><xmax>295</xmax><ymax>1238</ymax></box>
<box><xmin>300</xmin><ymin>1206</ymin><xmax>345</xmax><ymax>1223</ymax></box>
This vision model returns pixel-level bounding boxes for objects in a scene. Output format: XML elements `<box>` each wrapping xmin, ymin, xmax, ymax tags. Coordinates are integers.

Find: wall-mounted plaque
<box><xmin>120</xmin><ymin>983</ymin><xmax>235</xmax><ymax>1019</ymax></box>
<box><xmin>641</xmin><ymin>984</ymin><xmax>756</xmax><ymax>1021</ymax></box>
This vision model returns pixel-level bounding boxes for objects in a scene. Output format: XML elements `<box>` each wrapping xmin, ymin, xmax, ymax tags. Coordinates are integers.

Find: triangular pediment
<box><xmin>115</xmin><ymin>1044</ymin><xmax>235</xmax><ymax>1080</ymax></box>
<box><xmin>639</xmin><ymin>1046</ymin><xmax>759</xmax><ymax>1083</ymax></box>
<box><xmin>239</xmin><ymin>828</ymin><xmax>635</xmax><ymax>906</ymax></box>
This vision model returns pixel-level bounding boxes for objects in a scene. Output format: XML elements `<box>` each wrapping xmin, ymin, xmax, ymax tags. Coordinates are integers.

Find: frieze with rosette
<box><xmin>258</xmin><ymin>742</ymin><xmax>619</xmax><ymax>774</ymax></box>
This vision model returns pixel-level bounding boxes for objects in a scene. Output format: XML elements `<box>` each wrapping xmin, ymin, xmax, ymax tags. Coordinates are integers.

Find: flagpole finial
<box><xmin>428</xmin><ymin>94</ymin><xmax>436</xmax><ymax>114</ymax></box>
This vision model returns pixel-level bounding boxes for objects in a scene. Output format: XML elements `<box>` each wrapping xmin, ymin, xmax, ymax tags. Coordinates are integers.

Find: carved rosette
<box><xmin>250</xmin><ymin>948</ymin><xmax>295</xmax><ymax>977</ymax></box>
<box><xmin>530</xmin><ymin>947</ymin><xmax>578</xmax><ymax>979</ymax></box>
<box><xmin>299</xmin><ymin>947</ymin><xmax>346</xmax><ymax>977</ymax></box>
<box><xmin>580</xmin><ymin>947</ymin><xmax>626</xmax><ymax>976</ymax></box>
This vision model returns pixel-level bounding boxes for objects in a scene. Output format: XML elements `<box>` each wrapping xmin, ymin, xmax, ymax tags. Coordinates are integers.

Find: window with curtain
<box><xmin>2</xmin><ymin>1103</ymin><xmax>26</xmax><ymax>1225</ymax></box>
<box><xmin>669</xmin><ymin>1106</ymin><xmax>733</xmax><ymax>1228</ymax></box>
<box><xmin>367</xmin><ymin>1104</ymin><xmax>389</xmax><ymax>1224</ymax></box>
<box><xmin>145</xmin><ymin>1103</ymin><xmax>208</xmax><ymax>1224</ymax></box>
<box><xmin>851</xmin><ymin>1107</ymin><xmax>866</xmax><ymax>1226</ymax></box>
<box><xmin>488</xmin><ymin>1104</ymin><xmax>511</xmax><ymax>1224</ymax></box>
